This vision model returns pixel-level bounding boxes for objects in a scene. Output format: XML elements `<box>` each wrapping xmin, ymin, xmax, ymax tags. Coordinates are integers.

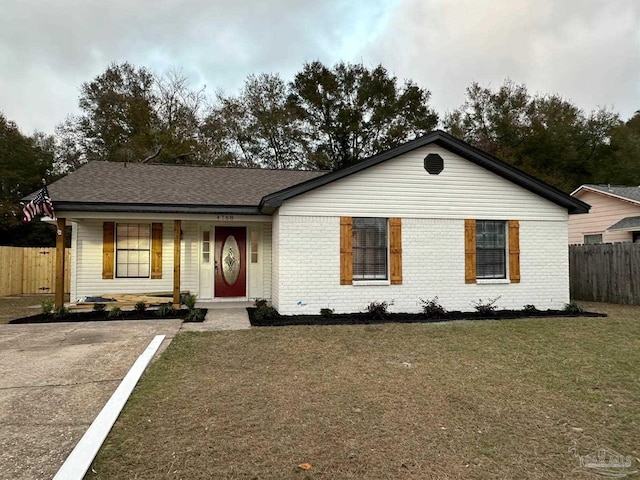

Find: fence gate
<box><xmin>0</xmin><ymin>247</ymin><xmax>71</xmax><ymax>296</ymax></box>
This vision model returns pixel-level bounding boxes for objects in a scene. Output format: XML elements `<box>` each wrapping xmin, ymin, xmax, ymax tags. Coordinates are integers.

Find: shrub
<box><xmin>92</xmin><ymin>303</ymin><xmax>107</xmax><ymax>313</ymax></box>
<box><xmin>53</xmin><ymin>306</ymin><xmax>70</xmax><ymax>319</ymax></box>
<box><xmin>254</xmin><ymin>298</ymin><xmax>268</xmax><ymax>309</ymax></box>
<box><xmin>156</xmin><ymin>303</ymin><xmax>176</xmax><ymax>318</ymax></box>
<box><xmin>420</xmin><ymin>296</ymin><xmax>447</xmax><ymax>319</ymax></box>
<box><xmin>254</xmin><ymin>304</ymin><xmax>278</xmax><ymax>323</ymax></box>
<box><xmin>41</xmin><ymin>299</ymin><xmax>54</xmax><ymax>315</ymax></box>
<box><xmin>134</xmin><ymin>301</ymin><xmax>147</xmax><ymax>313</ymax></box>
<box><xmin>183</xmin><ymin>294</ymin><xmax>197</xmax><ymax>310</ymax></box>
<box><xmin>563</xmin><ymin>302</ymin><xmax>584</xmax><ymax>314</ymax></box>
<box><xmin>522</xmin><ymin>304</ymin><xmax>538</xmax><ymax>314</ymax></box>
<box><xmin>320</xmin><ymin>308</ymin><xmax>334</xmax><ymax>318</ymax></box>
<box><xmin>471</xmin><ymin>296</ymin><xmax>501</xmax><ymax>316</ymax></box>
<box><xmin>107</xmin><ymin>306</ymin><xmax>123</xmax><ymax>319</ymax></box>
<box><xmin>184</xmin><ymin>308</ymin><xmax>206</xmax><ymax>322</ymax></box>
<box><xmin>366</xmin><ymin>301</ymin><xmax>389</xmax><ymax>321</ymax></box>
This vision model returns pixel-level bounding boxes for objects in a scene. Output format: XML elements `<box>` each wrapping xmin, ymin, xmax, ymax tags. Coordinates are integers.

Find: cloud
<box><xmin>0</xmin><ymin>0</ymin><xmax>637</xmax><ymax>135</ymax></box>
<box><xmin>363</xmin><ymin>0</ymin><xmax>639</xmax><ymax>119</ymax></box>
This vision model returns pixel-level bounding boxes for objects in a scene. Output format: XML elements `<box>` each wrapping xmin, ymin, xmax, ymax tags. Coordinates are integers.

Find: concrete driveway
<box><xmin>0</xmin><ymin>319</ymin><xmax>182</xmax><ymax>480</ymax></box>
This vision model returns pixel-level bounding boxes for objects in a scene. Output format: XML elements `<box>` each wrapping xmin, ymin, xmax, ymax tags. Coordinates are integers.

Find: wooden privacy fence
<box><xmin>0</xmin><ymin>246</ymin><xmax>71</xmax><ymax>296</ymax></box>
<box><xmin>569</xmin><ymin>243</ymin><xmax>640</xmax><ymax>304</ymax></box>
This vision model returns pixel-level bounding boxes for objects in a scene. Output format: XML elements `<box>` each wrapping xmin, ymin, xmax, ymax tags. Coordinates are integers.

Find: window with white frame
<box><xmin>116</xmin><ymin>223</ymin><xmax>151</xmax><ymax>278</ymax></box>
<box><xmin>476</xmin><ymin>220</ymin><xmax>506</xmax><ymax>279</ymax></box>
<box><xmin>353</xmin><ymin>217</ymin><xmax>388</xmax><ymax>280</ymax></box>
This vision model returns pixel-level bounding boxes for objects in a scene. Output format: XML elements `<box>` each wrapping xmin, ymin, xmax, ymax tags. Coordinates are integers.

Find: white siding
<box><xmin>73</xmin><ymin>219</ymin><xmax>196</xmax><ymax>302</ymax></box>
<box><xmin>247</xmin><ymin>223</ymin><xmax>272</xmax><ymax>300</ymax></box>
<box><xmin>280</xmin><ymin>145</ymin><xmax>566</xmax><ymax>221</ymax></box>
<box><xmin>274</xmin><ymin>216</ymin><xmax>569</xmax><ymax>315</ymax></box>
<box><xmin>271</xmin><ymin>213</ymin><xmax>280</xmax><ymax>308</ymax></box>
<box><xmin>262</xmin><ymin>222</ymin><xmax>272</xmax><ymax>300</ymax></box>
<box><xmin>569</xmin><ymin>189</ymin><xmax>640</xmax><ymax>244</ymax></box>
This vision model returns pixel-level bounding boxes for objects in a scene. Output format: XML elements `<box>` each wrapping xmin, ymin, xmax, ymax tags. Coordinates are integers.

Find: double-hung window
<box><xmin>353</xmin><ymin>217</ymin><xmax>388</xmax><ymax>280</ymax></box>
<box><xmin>116</xmin><ymin>223</ymin><xmax>151</xmax><ymax>278</ymax></box>
<box><xmin>476</xmin><ymin>220</ymin><xmax>506</xmax><ymax>279</ymax></box>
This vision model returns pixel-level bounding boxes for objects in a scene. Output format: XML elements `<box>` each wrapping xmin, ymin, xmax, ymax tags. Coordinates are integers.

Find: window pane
<box><xmin>353</xmin><ymin>218</ymin><xmax>388</xmax><ymax>280</ymax></box>
<box><xmin>115</xmin><ymin>223</ymin><xmax>152</xmax><ymax>278</ymax></box>
<box><xmin>477</xmin><ymin>220</ymin><xmax>506</xmax><ymax>279</ymax></box>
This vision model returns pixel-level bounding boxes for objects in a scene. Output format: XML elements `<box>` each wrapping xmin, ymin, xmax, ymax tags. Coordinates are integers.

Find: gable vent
<box><xmin>424</xmin><ymin>153</ymin><xmax>444</xmax><ymax>174</ymax></box>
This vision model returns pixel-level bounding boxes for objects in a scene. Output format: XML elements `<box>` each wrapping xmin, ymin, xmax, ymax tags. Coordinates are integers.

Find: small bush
<box><xmin>134</xmin><ymin>301</ymin><xmax>147</xmax><ymax>313</ymax></box>
<box><xmin>184</xmin><ymin>308</ymin><xmax>206</xmax><ymax>323</ymax></box>
<box><xmin>53</xmin><ymin>306</ymin><xmax>70</xmax><ymax>319</ymax></box>
<box><xmin>254</xmin><ymin>298</ymin><xmax>268</xmax><ymax>309</ymax></box>
<box><xmin>471</xmin><ymin>296</ymin><xmax>501</xmax><ymax>316</ymax></box>
<box><xmin>183</xmin><ymin>294</ymin><xmax>197</xmax><ymax>310</ymax></box>
<box><xmin>107</xmin><ymin>306</ymin><xmax>123</xmax><ymax>319</ymax></box>
<box><xmin>254</xmin><ymin>304</ymin><xmax>278</xmax><ymax>323</ymax></box>
<box><xmin>563</xmin><ymin>302</ymin><xmax>584</xmax><ymax>314</ymax></box>
<box><xmin>41</xmin><ymin>299</ymin><xmax>54</xmax><ymax>315</ymax></box>
<box><xmin>92</xmin><ymin>303</ymin><xmax>107</xmax><ymax>313</ymax></box>
<box><xmin>156</xmin><ymin>303</ymin><xmax>176</xmax><ymax>318</ymax></box>
<box><xmin>420</xmin><ymin>296</ymin><xmax>447</xmax><ymax>319</ymax></box>
<box><xmin>320</xmin><ymin>308</ymin><xmax>334</xmax><ymax>318</ymax></box>
<box><xmin>522</xmin><ymin>304</ymin><xmax>538</xmax><ymax>314</ymax></box>
<box><xmin>366</xmin><ymin>301</ymin><xmax>389</xmax><ymax>321</ymax></box>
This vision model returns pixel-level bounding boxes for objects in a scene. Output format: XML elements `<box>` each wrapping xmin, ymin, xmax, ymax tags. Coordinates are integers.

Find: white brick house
<box><xmin>41</xmin><ymin>131</ymin><xmax>589</xmax><ymax>314</ymax></box>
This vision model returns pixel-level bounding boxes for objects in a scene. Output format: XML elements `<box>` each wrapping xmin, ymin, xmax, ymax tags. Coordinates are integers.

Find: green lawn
<box><xmin>88</xmin><ymin>306</ymin><xmax>640</xmax><ymax>479</ymax></box>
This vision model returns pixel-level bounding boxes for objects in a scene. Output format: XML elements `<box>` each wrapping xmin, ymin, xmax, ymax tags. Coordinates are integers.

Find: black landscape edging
<box><xmin>10</xmin><ymin>308</ymin><xmax>208</xmax><ymax>324</ymax></box>
<box><xmin>247</xmin><ymin>308</ymin><xmax>607</xmax><ymax>327</ymax></box>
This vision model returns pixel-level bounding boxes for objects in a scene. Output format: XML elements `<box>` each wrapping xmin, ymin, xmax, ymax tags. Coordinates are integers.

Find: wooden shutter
<box><xmin>464</xmin><ymin>219</ymin><xmax>476</xmax><ymax>284</ymax></box>
<box><xmin>102</xmin><ymin>222</ymin><xmax>115</xmax><ymax>279</ymax></box>
<box><xmin>340</xmin><ymin>217</ymin><xmax>353</xmax><ymax>285</ymax></box>
<box><xmin>151</xmin><ymin>222</ymin><xmax>163</xmax><ymax>279</ymax></box>
<box><xmin>389</xmin><ymin>218</ymin><xmax>402</xmax><ymax>285</ymax></box>
<box><xmin>508</xmin><ymin>220</ymin><xmax>520</xmax><ymax>283</ymax></box>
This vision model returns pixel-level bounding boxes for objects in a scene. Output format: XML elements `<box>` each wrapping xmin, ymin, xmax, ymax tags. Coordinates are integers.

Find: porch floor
<box><xmin>181</xmin><ymin>301</ymin><xmax>252</xmax><ymax>332</ymax></box>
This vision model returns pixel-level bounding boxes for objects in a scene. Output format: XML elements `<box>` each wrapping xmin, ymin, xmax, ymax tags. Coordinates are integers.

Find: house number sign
<box><xmin>217</xmin><ymin>215</ymin><xmax>234</xmax><ymax>221</ymax></box>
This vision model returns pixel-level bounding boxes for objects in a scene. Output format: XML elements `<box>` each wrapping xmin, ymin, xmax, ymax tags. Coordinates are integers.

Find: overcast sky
<box><xmin>0</xmin><ymin>0</ymin><xmax>638</xmax><ymax>135</ymax></box>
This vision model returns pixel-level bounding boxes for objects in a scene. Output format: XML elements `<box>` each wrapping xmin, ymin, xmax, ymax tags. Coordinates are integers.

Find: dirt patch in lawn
<box><xmin>0</xmin><ymin>295</ymin><xmax>58</xmax><ymax>324</ymax></box>
<box><xmin>88</xmin><ymin>310</ymin><xmax>640</xmax><ymax>479</ymax></box>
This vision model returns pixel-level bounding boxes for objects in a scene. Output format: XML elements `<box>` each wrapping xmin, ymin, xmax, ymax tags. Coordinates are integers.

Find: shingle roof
<box><xmin>43</xmin><ymin>162</ymin><xmax>327</xmax><ymax>213</ymax></box>
<box><xmin>608</xmin><ymin>216</ymin><xmax>640</xmax><ymax>231</ymax></box>
<box><xmin>580</xmin><ymin>184</ymin><xmax>640</xmax><ymax>204</ymax></box>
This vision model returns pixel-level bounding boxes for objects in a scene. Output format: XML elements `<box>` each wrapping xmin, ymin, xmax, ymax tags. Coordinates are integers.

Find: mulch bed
<box><xmin>9</xmin><ymin>308</ymin><xmax>208</xmax><ymax>324</ymax></box>
<box><xmin>247</xmin><ymin>308</ymin><xmax>607</xmax><ymax>327</ymax></box>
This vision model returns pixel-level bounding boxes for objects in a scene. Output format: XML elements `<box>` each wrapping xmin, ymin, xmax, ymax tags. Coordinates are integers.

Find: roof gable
<box><xmin>260</xmin><ymin>130</ymin><xmax>589</xmax><ymax>215</ymax></box>
<box><xmin>572</xmin><ymin>184</ymin><xmax>640</xmax><ymax>207</ymax></box>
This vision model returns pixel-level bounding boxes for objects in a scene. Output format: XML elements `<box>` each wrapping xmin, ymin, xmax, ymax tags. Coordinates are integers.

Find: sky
<box><xmin>0</xmin><ymin>0</ymin><xmax>638</xmax><ymax>135</ymax></box>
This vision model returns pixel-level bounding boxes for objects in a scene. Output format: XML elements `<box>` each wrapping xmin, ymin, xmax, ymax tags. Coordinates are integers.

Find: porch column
<box><xmin>54</xmin><ymin>218</ymin><xmax>66</xmax><ymax>308</ymax></box>
<box><xmin>173</xmin><ymin>220</ymin><xmax>181</xmax><ymax>306</ymax></box>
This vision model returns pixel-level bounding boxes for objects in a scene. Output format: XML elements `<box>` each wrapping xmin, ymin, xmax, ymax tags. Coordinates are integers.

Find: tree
<box><xmin>289</xmin><ymin>62</ymin><xmax>438</xmax><ymax>170</ymax></box>
<box><xmin>445</xmin><ymin>80</ymin><xmax>621</xmax><ymax>191</ymax></box>
<box><xmin>0</xmin><ymin>112</ymin><xmax>56</xmax><ymax>245</ymax></box>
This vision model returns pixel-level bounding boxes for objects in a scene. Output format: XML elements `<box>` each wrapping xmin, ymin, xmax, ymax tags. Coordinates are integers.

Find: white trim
<box><xmin>53</xmin><ymin>335</ymin><xmax>165</xmax><ymax>480</ymax></box>
<box><xmin>353</xmin><ymin>280</ymin><xmax>391</xmax><ymax>286</ymax></box>
<box><xmin>62</xmin><ymin>211</ymin><xmax>272</xmax><ymax>222</ymax></box>
<box><xmin>572</xmin><ymin>185</ymin><xmax>640</xmax><ymax>208</ymax></box>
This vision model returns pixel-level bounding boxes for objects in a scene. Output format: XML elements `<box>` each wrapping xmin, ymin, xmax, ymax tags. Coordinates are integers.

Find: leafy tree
<box><xmin>445</xmin><ymin>80</ymin><xmax>621</xmax><ymax>190</ymax></box>
<box><xmin>289</xmin><ymin>61</ymin><xmax>438</xmax><ymax>170</ymax></box>
<box><xmin>0</xmin><ymin>113</ymin><xmax>56</xmax><ymax>245</ymax></box>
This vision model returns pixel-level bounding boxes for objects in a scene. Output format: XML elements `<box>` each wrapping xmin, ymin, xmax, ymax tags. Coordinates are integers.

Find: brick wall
<box><xmin>272</xmin><ymin>215</ymin><xmax>569</xmax><ymax>315</ymax></box>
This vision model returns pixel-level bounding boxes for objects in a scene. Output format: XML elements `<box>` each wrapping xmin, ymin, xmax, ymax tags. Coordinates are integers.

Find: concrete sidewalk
<box><xmin>180</xmin><ymin>302</ymin><xmax>252</xmax><ymax>332</ymax></box>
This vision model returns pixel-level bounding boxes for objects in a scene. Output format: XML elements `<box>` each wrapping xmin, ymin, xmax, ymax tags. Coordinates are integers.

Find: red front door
<box><xmin>214</xmin><ymin>227</ymin><xmax>247</xmax><ymax>297</ymax></box>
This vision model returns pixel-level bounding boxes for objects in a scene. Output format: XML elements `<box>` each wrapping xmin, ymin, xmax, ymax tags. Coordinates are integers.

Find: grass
<box><xmin>88</xmin><ymin>305</ymin><xmax>640</xmax><ymax>479</ymax></box>
<box><xmin>0</xmin><ymin>294</ymin><xmax>55</xmax><ymax>324</ymax></box>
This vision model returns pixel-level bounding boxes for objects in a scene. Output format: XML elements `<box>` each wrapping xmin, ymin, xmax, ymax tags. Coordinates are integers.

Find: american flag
<box><xmin>22</xmin><ymin>185</ymin><xmax>55</xmax><ymax>223</ymax></box>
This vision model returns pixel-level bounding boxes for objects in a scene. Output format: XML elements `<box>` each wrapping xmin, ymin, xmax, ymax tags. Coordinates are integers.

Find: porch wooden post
<box><xmin>173</xmin><ymin>220</ymin><xmax>181</xmax><ymax>306</ymax></box>
<box><xmin>55</xmin><ymin>218</ymin><xmax>66</xmax><ymax>308</ymax></box>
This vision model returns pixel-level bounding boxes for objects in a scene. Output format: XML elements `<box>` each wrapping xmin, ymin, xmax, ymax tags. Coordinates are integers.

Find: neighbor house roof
<box><xmin>608</xmin><ymin>216</ymin><xmax>640</xmax><ymax>231</ymax></box>
<box><xmin>572</xmin><ymin>184</ymin><xmax>640</xmax><ymax>206</ymax></box>
<box><xmin>260</xmin><ymin>130</ymin><xmax>590</xmax><ymax>214</ymax></box>
<box><xmin>42</xmin><ymin>162</ymin><xmax>327</xmax><ymax>214</ymax></box>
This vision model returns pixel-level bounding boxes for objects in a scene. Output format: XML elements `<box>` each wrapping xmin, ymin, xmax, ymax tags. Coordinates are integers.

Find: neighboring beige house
<box><xmin>569</xmin><ymin>184</ymin><xmax>640</xmax><ymax>244</ymax></box>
